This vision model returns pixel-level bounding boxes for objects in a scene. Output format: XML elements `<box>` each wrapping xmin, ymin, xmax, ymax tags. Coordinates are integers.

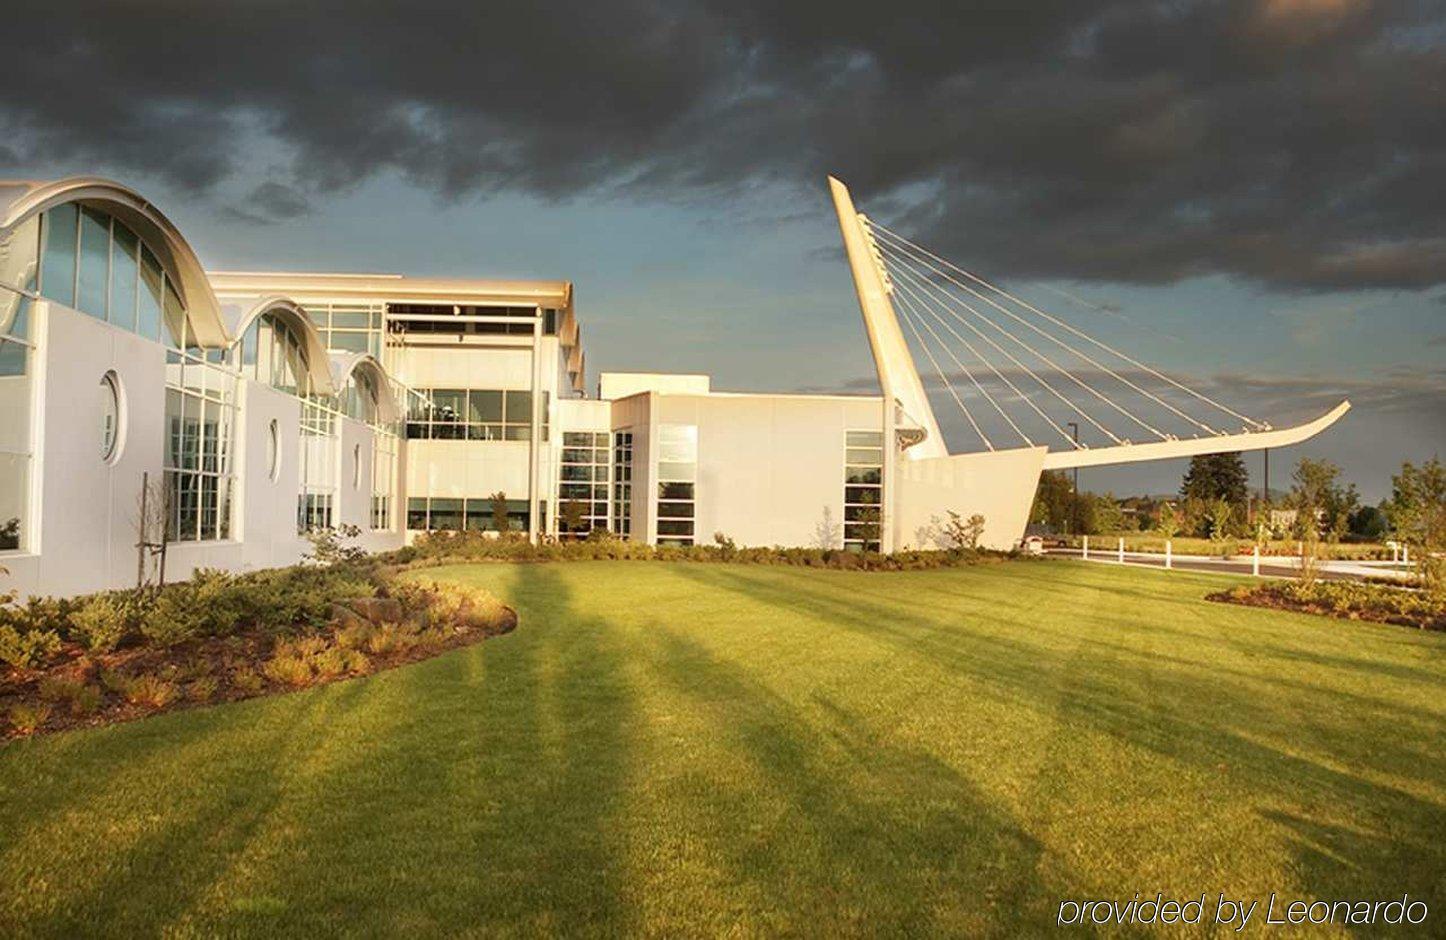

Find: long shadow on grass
<box><xmin>670</xmin><ymin>565</ymin><xmax>1446</xmax><ymax>914</ymax></box>
<box><xmin>1</xmin><ymin>565</ymin><xmax>641</xmax><ymax>937</ymax></box>
<box><xmin>642</xmin><ymin>624</ymin><xmax>1052</xmax><ymax>933</ymax></box>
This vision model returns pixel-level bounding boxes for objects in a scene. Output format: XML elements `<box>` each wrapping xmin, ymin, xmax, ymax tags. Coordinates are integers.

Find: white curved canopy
<box><xmin>0</xmin><ymin>177</ymin><xmax>229</xmax><ymax>346</ymax></box>
<box><xmin>225</xmin><ymin>295</ymin><xmax>337</xmax><ymax>396</ymax></box>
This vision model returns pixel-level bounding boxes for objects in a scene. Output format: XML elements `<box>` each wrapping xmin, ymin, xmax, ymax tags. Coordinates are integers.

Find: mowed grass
<box><xmin>1</xmin><ymin>561</ymin><xmax>1443</xmax><ymax>937</ymax></box>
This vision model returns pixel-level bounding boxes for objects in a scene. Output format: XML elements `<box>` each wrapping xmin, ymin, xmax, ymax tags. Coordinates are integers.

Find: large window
<box><xmin>655</xmin><ymin>425</ymin><xmax>696</xmax><ymax>546</ymax></box>
<box><xmin>0</xmin><ymin>222</ymin><xmax>38</xmax><ymax>550</ymax></box>
<box><xmin>164</xmin><ymin>351</ymin><xmax>237</xmax><ymax>543</ymax></box>
<box><xmin>405</xmin><ymin>388</ymin><xmax>549</xmax><ymax>441</ymax></box>
<box><xmin>309</xmin><ymin>302</ymin><xmax>383</xmax><ymax>356</ymax></box>
<box><xmin>298</xmin><ymin>398</ymin><xmax>337</xmax><ymax>532</ymax></box>
<box><xmin>406</xmin><ymin>495</ymin><xmax>545</xmax><ymax>533</ymax></box>
<box><xmin>37</xmin><ymin>203</ymin><xmax>171</xmax><ymax>344</ymax></box>
<box><xmin>385</xmin><ymin>303</ymin><xmax>555</xmax><ymax>337</ymax></box>
<box><xmin>612</xmin><ymin>431</ymin><xmax>633</xmax><ymax>539</ymax></box>
<box><xmin>843</xmin><ymin>430</ymin><xmax>884</xmax><ymax>552</ymax></box>
<box><xmin>233</xmin><ymin>312</ymin><xmax>312</xmax><ymax>396</ymax></box>
<box><xmin>371</xmin><ymin>429</ymin><xmax>397</xmax><ymax>530</ymax></box>
<box><xmin>558</xmin><ymin>431</ymin><xmax>610</xmax><ymax>537</ymax></box>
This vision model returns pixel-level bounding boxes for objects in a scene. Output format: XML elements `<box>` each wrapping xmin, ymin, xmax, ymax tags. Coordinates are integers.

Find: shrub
<box><xmin>187</xmin><ymin>677</ymin><xmax>218</xmax><ymax>702</ymax></box>
<box><xmin>0</xmin><ymin>624</ymin><xmax>62</xmax><ymax>669</ymax></box>
<box><xmin>263</xmin><ymin>654</ymin><xmax>313</xmax><ymax>687</ymax></box>
<box><xmin>68</xmin><ymin>685</ymin><xmax>102</xmax><ymax>716</ymax></box>
<box><xmin>231</xmin><ymin>668</ymin><xmax>263</xmax><ymax>695</ymax></box>
<box><xmin>123</xmin><ymin>674</ymin><xmax>178</xmax><ymax>708</ymax></box>
<box><xmin>8</xmin><ymin>702</ymin><xmax>51</xmax><ymax>735</ymax></box>
<box><xmin>68</xmin><ymin>591</ymin><xmax>140</xmax><ymax>651</ymax></box>
<box><xmin>311</xmin><ymin>647</ymin><xmax>353</xmax><ymax>679</ymax></box>
<box><xmin>139</xmin><ymin>588</ymin><xmax>210</xmax><ymax>647</ymax></box>
<box><xmin>38</xmin><ymin>676</ymin><xmax>86</xmax><ymax>704</ymax></box>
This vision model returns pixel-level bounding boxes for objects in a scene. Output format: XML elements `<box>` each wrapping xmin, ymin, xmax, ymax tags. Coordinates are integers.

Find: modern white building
<box><xmin>0</xmin><ymin>175</ymin><xmax>1350</xmax><ymax>598</ymax></box>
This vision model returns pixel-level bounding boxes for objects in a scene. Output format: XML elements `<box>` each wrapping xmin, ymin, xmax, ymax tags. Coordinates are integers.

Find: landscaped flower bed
<box><xmin>1</xmin><ymin>568</ymin><xmax>514</xmax><ymax>740</ymax></box>
<box><xmin>1209</xmin><ymin>580</ymin><xmax>1445</xmax><ymax>631</ymax></box>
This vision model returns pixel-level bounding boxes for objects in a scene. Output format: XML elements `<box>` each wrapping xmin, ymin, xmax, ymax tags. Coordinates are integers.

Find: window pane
<box><xmin>40</xmin><ymin>204</ymin><xmax>78</xmax><ymax>307</ymax></box>
<box><xmin>406</xmin><ymin>498</ymin><xmax>428</xmax><ymax>530</ymax></box>
<box><xmin>162</xmin><ymin>276</ymin><xmax>188</xmax><ymax>349</ymax></box>
<box><xmin>504</xmin><ymin>390</ymin><xmax>532</xmax><ymax>423</ymax></box>
<box><xmin>469</xmin><ymin>390</ymin><xmax>503</xmax><ymax>422</ymax></box>
<box><xmin>77</xmin><ymin>207</ymin><xmax>110</xmax><ymax>319</ymax></box>
<box><xmin>109</xmin><ymin>222</ymin><xmax>139</xmax><ymax>331</ymax></box>
<box><xmin>429</xmin><ymin>498</ymin><xmax>462</xmax><ymax>531</ymax></box>
<box><xmin>327</xmin><ymin>331</ymin><xmax>370</xmax><ymax>353</ymax></box>
<box><xmin>657</xmin><ymin>461</ymin><xmax>695</xmax><ymax>481</ymax></box>
<box><xmin>657</xmin><ymin>519</ymin><xmax>694</xmax><ymax>536</ymax></box>
<box><xmin>0</xmin><ymin>453</ymin><xmax>28</xmax><ymax>551</ymax></box>
<box><xmin>845</xmin><ymin>467</ymin><xmax>881</xmax><ymax>485</ymax></box>
<box><xmin>846</xmin><ymin>430</ymin><xmax>884</xmax><ymax>447</ymax></box>
<box><xmin>138</xmin><ymin>245</ymin><xmax>164</xmax><ymax>341</ymax></box>
<box><xmin>844</xmin><ymin>486</ymin><xmax>881</xmax><ymax>505</ymax></box>
<box><xmin>504</xmin><ymin>425</ymin><xmax>531</xmax><ymax>441</ymax></box>
<box><xmin>658</xmin><ymin>482</ymin><xmax>694</xmax><ymax>500</ymax></box>
<box><xmin>657</xmin><ymin>501</ymin><xmax>694</xmax><ymax>518</ymax></box>
<box><xmin>846</xmin><ymin>448</ymin><xmax>882</xmax><ymax>465</ymax></box>
<box><xmin>329</xmin><ymin>309</ymin><xmax>372</xmax><ymax>329</ymax></box>
<box><xmin>431</xmin><ymin>390</ymin><xmax>465</xmax><ymax>421</ymax></box>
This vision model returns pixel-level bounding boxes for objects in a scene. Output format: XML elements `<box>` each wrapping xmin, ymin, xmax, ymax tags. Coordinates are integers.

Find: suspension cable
<box><xmin>893</xmin><ymin>290</ymin><xmax>993</xmax><ymax>450</ymax></box>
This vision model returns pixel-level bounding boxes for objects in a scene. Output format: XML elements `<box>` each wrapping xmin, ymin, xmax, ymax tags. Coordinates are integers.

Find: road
<box><xmin>1045</xmin><ymin>548</ymin><xmax>1413</xmax><ymax>583</ymax></box>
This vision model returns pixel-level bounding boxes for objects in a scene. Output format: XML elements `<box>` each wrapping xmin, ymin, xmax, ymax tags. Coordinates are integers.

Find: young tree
<box><xmin>489</xmin><ymin>491</ymin><xmax>511</xmax><ymax>534</ymax></box>
<box><xmin>1029</xmin><ymin>470</ymin><xmax>1073</xmax><ymax>532</ymax></box>
<box><xmin>1386</xmin><ymin>456</ymin><xmax>1446</xmax><ymax>596</ymax></box>
<box><xmin>942</xmin><ymin>511</ymin><xmax>987</xmax><ymax>551</ymax></box>
<box><xmin>1289</xmin><ymin>458</ymin><xmax>1358</xmax><ymax>543</ymax></box>
<box><xmin>1180</xmin><ymin>453</ymin><xmax>1249</xmax><ymax>506</ymax></box>
<box><xmin>1206</xmin><ymin>498</ymin><xmax>1233</xmax><ymax>545</ymax></box>
<box><xmin>560</xmin><ymin>499</ymin><xmax>586</xmax><ymax>539</ymax></box>
<box><xmin>1156</xmin><ymin>501</ymin><xmax>1181</xmax><ymax>539</ymax></box>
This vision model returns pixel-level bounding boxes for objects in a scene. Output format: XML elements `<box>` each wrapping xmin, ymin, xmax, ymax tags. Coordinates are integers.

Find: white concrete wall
<box><xmin>0</xmin><ymin>301</ymin><xmax>404</xmax><ymax>599</ymax></box>
<box><xmin>651</xmin><ymin>393</ymin><xmax>885</xmax><ymax>548</ymax></box>
<box><xmin>893</xmin><ymin>446</ymin><xmax>1047</xmax><ymax>551</ymax></box>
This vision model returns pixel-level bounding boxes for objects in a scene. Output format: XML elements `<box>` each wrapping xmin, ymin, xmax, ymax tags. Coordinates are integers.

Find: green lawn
<box><xmin>2</xmin><ymin>561</ymin><xmax>1443</xmax><ymax>936</ymax></box>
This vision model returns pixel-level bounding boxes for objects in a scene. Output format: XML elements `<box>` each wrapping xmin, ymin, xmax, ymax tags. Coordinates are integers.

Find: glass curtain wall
<box><xmin>611</xmin><ymin>431</ymin><xmax>633</xmax><ymax>539</ymax></box>
<box><xmin>559</xmin><ymin>431</ymin><xmax>610</xmax><ymax>537</ymax></box>
<box><xmin>843</xmin><ymin>430</ymin><xmax>885</xmax><ymax>551</ymax></box>
<box><xmin>405</xmin><ymin>388</ymin><xmax>548</xmax><ymax>441</ymax></box>
<box><xmin>0</xmin><ymin>215</ymin><xmax>39</xmax><ymax>551</ymax></box>
<box><xmin>36</xmin><ymin>203</ymin><xmax>169</xmax><ymax>343</ymax></box>
<box><xmin>655</xmin><ymin>425</ymin><xmax>696</xmax><ymax>546</ymax></box>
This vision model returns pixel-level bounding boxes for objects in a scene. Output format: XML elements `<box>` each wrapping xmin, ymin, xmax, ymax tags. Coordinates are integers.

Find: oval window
<box><xmin>267</xmin><ymin>419</ymin><xmax>281</xmax><ymax>481</ymax></box>
<box><xmin>100</xmin><ymin>371</ymin><xmax>123</xmax><ymax>463</ymax></box>
<box><xmin>352</xmin><ymin>443</ymin><xmax>362</xmax><ymax>490</ymax></box>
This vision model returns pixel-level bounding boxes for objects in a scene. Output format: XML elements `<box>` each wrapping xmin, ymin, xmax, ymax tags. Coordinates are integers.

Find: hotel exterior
<box><xmin>0</xmin><ymin>176</ymin><xmax>1347</xmax><ymax>599</ymax></box>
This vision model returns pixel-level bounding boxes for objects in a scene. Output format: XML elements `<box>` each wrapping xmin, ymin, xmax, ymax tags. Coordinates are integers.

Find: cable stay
<box><xmin>868</xmin><ymin>221</ymin><xmax>1269</xmax><ymax>433</ymax></box>
<box><xmin>872</xmin><ymin>228</ymin><xmax>1172</xmax><ymax>443</ymax></box>
<box><xmin>881</xmin><ymin>247</ymin><xmax>1132</xmax><ymax>445</ymax></box>
<box><xmin>891</xmin><ymin>276</ymin><xmax>1035</xmax><ymax>447</ymax></box>
<box><xmin>893</xmin><ymin>296</ymin><xmax>993</xmax><ymax>450</ymax></box>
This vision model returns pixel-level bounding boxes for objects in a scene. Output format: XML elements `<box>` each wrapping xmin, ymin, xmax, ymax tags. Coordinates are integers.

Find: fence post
<box><xmin>1118</xmin><ymin>537</ymin><xmax>1125</xmax><ymax>563</ymax></box>
<box><xmin>1253</xmin><ymin>543</ymin><xmax>1260</xmax><ymax>578</ymax></box>
<box><xmin>1082</xmin><ymin>535</ymin><xmax>1089</xmax><ymax>560</ymax></box>
<box><xmin>1403</xmin><ymin>544</ymin><xmax>1409</xmax><ymax>566</ymax></box>
<box><xmin>1165</xmin><ymin>540</ymin><xmax>1172</xmax><ymax>569</ymax></box>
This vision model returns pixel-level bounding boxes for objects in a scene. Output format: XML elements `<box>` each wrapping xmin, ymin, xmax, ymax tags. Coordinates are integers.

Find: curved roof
<box><xmin>0</xmin><ymin>177</ymin><xmax>229</xmax><ymax>346</ymax></box>
<box><xmin>225</xmin><ymin>295</ymin><xmax>337</xmax><ymax>396</ymax></box>
<box><xmin>327</xmin><ymin>351</ymin><xmax>401</xmax><ymax>424</ymax></box>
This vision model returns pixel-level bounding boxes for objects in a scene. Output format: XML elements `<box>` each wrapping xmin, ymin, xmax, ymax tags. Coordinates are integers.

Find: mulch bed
<box><xmin>1</xmin><ymin>606</ymin><xmax>516</xmax><ymax>742</ymax></box>
<box><xmin>1207</xmin><ymin>584</ymin><xmax>1444</xmax><ymax>632</ymax></box>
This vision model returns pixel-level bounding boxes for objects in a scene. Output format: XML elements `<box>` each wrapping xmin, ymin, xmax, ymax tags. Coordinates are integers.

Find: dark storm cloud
<box><xmin>3</xmin><ymin>1</ymin><xmax>1445</xmax><ymax>289</ymax></box>
<box><xmin>220</xmin><ymin>181</ymin><xmax>313</xmax><ymax>225</ymax></box>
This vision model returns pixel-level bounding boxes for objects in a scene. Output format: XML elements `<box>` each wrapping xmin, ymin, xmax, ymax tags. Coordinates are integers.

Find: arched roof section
<box><xmin>0</xmin><ymin>177</ymin><xmax>229</xmax><ymax>346</ymax></box>
<box><xmin>328</xmin><ymin>351</ymin><xmax>401</xmax><ymax>424</ymax></box>
<box><xmin>226</xmin><ymin>295</ymin><xmax>337</xmax><ymax>395</ymax></box>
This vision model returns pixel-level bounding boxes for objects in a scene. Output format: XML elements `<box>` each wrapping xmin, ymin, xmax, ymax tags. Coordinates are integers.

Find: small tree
<box><xmin>1386</xmin><ymin>456</ymin><xmax>1446</xmax><ymax>596</ymax></box>
<box><xmin>1206</xmin><ymin>498</ymin><xmax>1233</xmax><ymax>549</ymax></box>
<box><xmin>304</xmin><ymin>523</ymin><xmax>366</xmax><ymax>565</ymax></box>
<box><xmin>942</xmin><ymin>511</ymin><xmax>986</xmax><ymax>551</ymax></box>
<box><xmin>1156</xmin><ymin>501</ymin><xmax>1180</xmax><ymax>539</ymax></box>
<box><xmin>813</xmin><ymin>505</ymin><xmax>842</xmax><ymax>550</ymax></box>
<box><xmin>489</xmin><ymin>491</ymin><xmax>511</xmax><ymax>535</ymax></box>
<box><xmin>560</xmin><ymin>499</ymin><xmax>586</xmax><ymax>539</ymax></box>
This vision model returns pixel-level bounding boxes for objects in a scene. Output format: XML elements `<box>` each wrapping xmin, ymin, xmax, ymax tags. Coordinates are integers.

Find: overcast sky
<box><xmin>3</xmin><ymin>0</ymin><xmax>1442</xmax><ymax>501</ymax></box>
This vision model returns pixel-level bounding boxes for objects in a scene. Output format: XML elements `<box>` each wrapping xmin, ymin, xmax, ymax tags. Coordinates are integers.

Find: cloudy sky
<box><xmin>3</xmin><ymin>0</ymin><xmax>1442</xmax><ymax>500</ymax></box>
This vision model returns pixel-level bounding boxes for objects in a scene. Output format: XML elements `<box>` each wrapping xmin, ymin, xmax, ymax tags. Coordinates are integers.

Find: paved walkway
<box><xmin>1047</xmin><ymin>547</ymin><xmax>1414</xmax><ymax>583</ymax></box>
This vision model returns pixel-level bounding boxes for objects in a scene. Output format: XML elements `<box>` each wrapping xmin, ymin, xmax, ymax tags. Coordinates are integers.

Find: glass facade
<box><xmin>0</xmin><ymin>219</ymin><xmax>37</xmax><ymax>550</ymax></box>
<box><xmin>310</xmin><ymin>302</ymin><xmax>384</xmax><ymax>356</ymax></box>
<box><xmin>405</xmin><ymin>495</ymin><xmax>544</xmax><ymax>533</ymax></box>
<box><xmin>298</xmin><ymin>398</ymin><xmax>337</xmax><ymax>532</ymax></box>
<box><xmin>405</xmin><ymin>387</ymin><xmax>548</xmax><ymax>441</ymax></box>
<box><xmin>612</xmin><ymin>431</ymin><xmax>633</xmax><ymax>539</ymax></box>
<box><xmin>37</xmin><ymin>204</ymin><xmax>173</xmax><ymax>344</ymax></box>
<box><xmin>558</xmin><ymin>431</ymin><xmax>610</xmax><ymax>537</ymax></box>
<box><xmin>164</xmin><ymin>345</ymin><xmax>237</xmax><ymax>542</ymax></box>
<box><xmin>843</xmin><ymin>430</ymin><xmax>884</xmax><ymax>551</ymax></box>
<box><xmin>655</xmin><ymin>425</ymin><xmax>696</xmax><ymax>545</ymax></box>
<box><xmin>371</xmin><ymin>429</ymin><xmax>397</xmax><ymax>530</ymax></box>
